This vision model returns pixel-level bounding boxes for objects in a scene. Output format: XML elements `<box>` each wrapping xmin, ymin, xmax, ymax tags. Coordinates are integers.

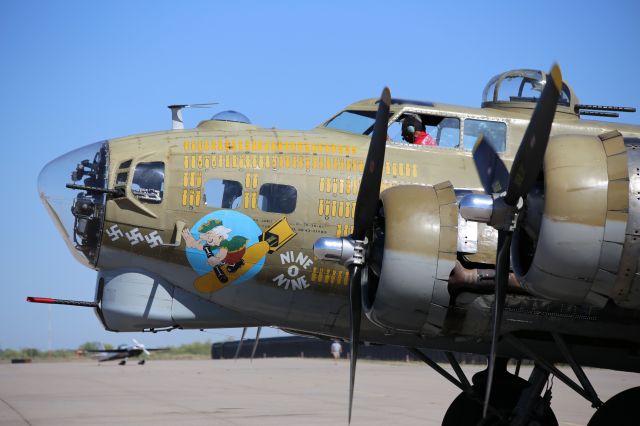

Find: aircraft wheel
<box><xmin>138</xmin><ymin>359</ymin><xmax>145</xmax><ymax>365</ymax></box>
<box><xmin>588</xmin><ymin>386</ymin><xmax>640</xmax><ymax>426</ymax></box>
<box><xmin>442</xmin><ymin>372</ymin><xmax>558</xmax><ymax>426</ymax></box>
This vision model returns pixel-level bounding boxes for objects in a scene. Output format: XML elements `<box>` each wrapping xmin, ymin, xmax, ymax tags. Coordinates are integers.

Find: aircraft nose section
<box><xmin>38</xmin><ymin>141</ymin><xmax>109</xmax><ymax>269</ymax></box>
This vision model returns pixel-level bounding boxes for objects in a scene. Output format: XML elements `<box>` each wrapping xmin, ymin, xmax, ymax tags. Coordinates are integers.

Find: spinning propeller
<box><xmin>313</xmin><ymin>87</ymin><xmax>391</xmax><ymax>423</ymax></box>
<box><xmin>132</xmin><ymin>338</ymin><xmax>151</xmax><ymax>356</ymax></box>
<box><xmin>348</xmin><ymin>86</ymin><xmax>390</xmax><ymax>424</ymax></box>
<box><xmin>464</xmin><ymin>64</ymin><xmax>563</xmax><ymax>418</ymax></box>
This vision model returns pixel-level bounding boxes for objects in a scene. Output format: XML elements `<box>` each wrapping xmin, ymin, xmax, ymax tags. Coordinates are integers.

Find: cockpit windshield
<box><xmin>323</xmin><ymin>110</ymin><xmax>378</xmax><ymax>135</ymax></box>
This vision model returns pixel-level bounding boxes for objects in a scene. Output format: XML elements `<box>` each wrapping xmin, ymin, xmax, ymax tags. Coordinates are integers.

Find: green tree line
<box><xmin>0</xmin><ymin>340</ymin><xmax>214</xmax><ymax>361</ymax></box>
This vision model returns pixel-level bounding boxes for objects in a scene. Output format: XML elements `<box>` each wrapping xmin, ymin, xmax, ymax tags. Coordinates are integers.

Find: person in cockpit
<box><xmin>401</xmin><ymin>114</ymin><xmax>436</xmax><ymax>146</ymax></box>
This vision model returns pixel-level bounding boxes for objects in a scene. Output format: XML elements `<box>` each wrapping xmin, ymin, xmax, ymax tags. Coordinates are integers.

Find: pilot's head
<box><xmin>401</xmin><ymin>114</ymin><xmax>424</xmax><ymax>143</ymax></box>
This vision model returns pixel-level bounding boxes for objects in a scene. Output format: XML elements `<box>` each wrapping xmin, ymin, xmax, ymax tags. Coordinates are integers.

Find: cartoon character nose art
<box><xmin>183</xmin><ymin>210</ymin><xmax>296</xmax><ymax>293</ymax></box>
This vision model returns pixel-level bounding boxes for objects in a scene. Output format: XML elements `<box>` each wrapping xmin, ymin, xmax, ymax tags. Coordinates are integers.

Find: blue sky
<box><xmin>1</xmin><ymin>1</ymin><xmax>639</xmax><ymax>350</ymax></box>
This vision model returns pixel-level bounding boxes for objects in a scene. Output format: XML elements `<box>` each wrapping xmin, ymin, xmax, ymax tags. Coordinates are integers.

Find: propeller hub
<box><xmin>459</xmin><ymin>194</ymin><xmax>494</xmax><ymax>223</ymax></box>
<box><xmin>489</xmin><ymin>197</ymin><xmax>521</xmax><ymax>231</ymax></box>
<box><xmin>313</xmin><ymin>237</ymin><xmax>364</xmax><ymax>267</ymax></box>
<box><xmin>459</xmin><ymin>194</ymin><xmax>521</xmax><ymax>231</ymax></box>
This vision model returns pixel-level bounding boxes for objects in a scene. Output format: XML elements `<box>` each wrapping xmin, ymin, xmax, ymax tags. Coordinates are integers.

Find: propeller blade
<box><xmin>352</xmin><ymin>87</ymin><xmax>391</xmax><ymax>240</ymax></box>
<box><xmin>504</xmin><ymin>64</ymin><xmax>562</xmax><ymax>206</ymax></box>
<box><xmin>475</xmin><ymin>65</ymin><xmax>563</xmax><ymax>420</ymax></box>
<box><xmin>482</xmin><ymin>231</ymin><xmax>512</xmax><ymax>418</ymax></box>
<box><xmin>347</xmin><ymin>87</ymin><xmax>390</xmax><ymax>423</ymax></box>
<box><xmin>132</xmin><ymin>339</ymin><xmax>151</xmax><ymax>356</ymax></box>
<box><xmin>348</xmin><ymin>264</ymin><xmax>362</xmax><ymax>424</ymax></box>
<box><xmin>472</xmin><ymin>134</ymin><xmax>509</xmax><ymax>195</ymax></box>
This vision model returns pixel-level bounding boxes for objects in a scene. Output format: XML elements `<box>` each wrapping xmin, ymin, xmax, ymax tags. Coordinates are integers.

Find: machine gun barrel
<box><xmin>578</xmin><ymin>111</ymin><xmax>620</xmax><ymax>118</ymax></box>
<box><xmin>575</xmin><ymin>104</ymin><xmax>636</xmax><ymax>113</ymax></box>
<box><xmin>27</xmin><ymin>297</ymin><xmax>98</xmax><ymax>308</ymax></box>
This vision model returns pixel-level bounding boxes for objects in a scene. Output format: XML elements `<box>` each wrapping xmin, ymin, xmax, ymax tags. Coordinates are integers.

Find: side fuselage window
<box><xmin>258</xmin><ymin>183</ymin><xmax>297</xmax><ymax>214</ymax></box>
<box><xmin>113</xmin><ymin>159</ymin><xmax>132</xmax><ymax>196</ymax></box>
<box><xmin>204</xmin><ymin>179</ymin><xmax>243</xmax><ymax>209</ymax></box>
<box><xmin>463</xmin><ymin>119</ymin><xmax>507</xmax><ymax>153</ymax></box>
<box><xmin>132</xmin><ymin>162</ymin><xmax>164</xmax><ymax>204</ymax></box>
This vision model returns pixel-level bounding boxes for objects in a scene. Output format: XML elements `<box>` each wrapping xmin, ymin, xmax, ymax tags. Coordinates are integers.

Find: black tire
<box><xmin>588</xmin><ymin>387</ymin><xmax>640</xmax><ymax>426</ymax></box>
<box><xmin>442</xmin><ymin>385</ymin><xmax>558</xmax><ymax>426</ymax></box>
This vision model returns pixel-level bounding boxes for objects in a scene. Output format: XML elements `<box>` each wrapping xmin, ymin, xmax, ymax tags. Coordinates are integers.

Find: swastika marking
<box><xmin>145</xmin><ymin>231</ymin><xmax>164</xmax><ymax>248</ymax></box>
<box><xmin>125</xmin><ymin>228</ymin><xmax>144</xmax><ymax>246</ymax></box>
<box><xmin>106</xmin><ymin>224</ymin><xmax>123</xmax><ymax>241</ymax></box>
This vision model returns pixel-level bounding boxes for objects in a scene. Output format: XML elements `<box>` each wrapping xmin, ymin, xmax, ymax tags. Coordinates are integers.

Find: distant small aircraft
<box><xmin>86</xmin><ymin>339</ymin><xmax>167</xmax><ymax>365</ymax></box>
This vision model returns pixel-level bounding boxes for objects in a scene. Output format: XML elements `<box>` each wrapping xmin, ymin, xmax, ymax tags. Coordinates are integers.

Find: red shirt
<box><xmin>414</xmin><ymin>131</ymin><xmax>436</xmax><ymax>146</ymax></box>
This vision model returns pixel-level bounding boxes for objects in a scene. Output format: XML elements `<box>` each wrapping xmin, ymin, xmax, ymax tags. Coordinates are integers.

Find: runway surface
<box><xmin>1</xmin><ymin>358</ymin><xmax>639</xmax><ymax>425</ymax></box>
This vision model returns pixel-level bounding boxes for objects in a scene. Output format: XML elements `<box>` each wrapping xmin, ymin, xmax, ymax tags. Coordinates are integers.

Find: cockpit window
<box><xmin>388</xmin><ymin>114</ymin><xmax>461</xmax><ymax>149</ymax></box>
<box><xmin>464</xmin><ymin>119</ymin><xmax>507</xmax><ymax>152</ymax></box>
<box><xmin>258</xmin><ymin>183</ymin><xmax>297</xmax><ymax>214</ymax></box>
<box><xmin>132</xmin><ymin>162</ymin><xmax>164</xmax><ymax>204</ymax></box>
<box><xmin>323</xmin><ymin>110</ymin><xmax>378</xmax><ymax>135</ymax></box>
<box><xmin>204</xmin><ymin>179</ymin><xmax>243</xmax><ymax>209</ymax></box>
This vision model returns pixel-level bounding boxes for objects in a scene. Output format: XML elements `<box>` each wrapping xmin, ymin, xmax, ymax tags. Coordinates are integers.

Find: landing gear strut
<box><xmin>411</xmin><ymin>333</ymin><xmax>639</xmax><ymax>425</ymax></box>
<box><xmin>409</xmin><ymin>348</ymin><xmax>557</xmax><ymax>425</ymax></box>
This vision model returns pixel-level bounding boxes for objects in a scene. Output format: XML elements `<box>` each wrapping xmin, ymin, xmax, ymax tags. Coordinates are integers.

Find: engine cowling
<box><xmin>362</xmin><ymin>182</ymin><xmax>458</xmax><ymax>334</ymax></box>
<box><xmin>512</xmin><ymin>131</ymin><xmax>640</xmax><ymax>309</ymax></box>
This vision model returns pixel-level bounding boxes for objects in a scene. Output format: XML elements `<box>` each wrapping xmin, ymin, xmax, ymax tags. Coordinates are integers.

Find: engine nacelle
<box><xmin>95</xmin><ymin>269</ymin><xmax>257</xmax><ymax>331</ymax></box>
<box><xmin>362</xmin><ymin>183</ymin><xmax>458</xmax><ymax>334</ymax></box>
<box><xmin>512</xmin><ymin>131</ymin><xmax>640</xmax><ymax>309</ymax></box>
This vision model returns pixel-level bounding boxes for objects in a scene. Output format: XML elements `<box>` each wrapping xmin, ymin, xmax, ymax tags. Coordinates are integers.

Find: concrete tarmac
<box><xmin>1</xmin><ymin>358</ymin><xmax>639</xmax><ymax>425</ymax></box>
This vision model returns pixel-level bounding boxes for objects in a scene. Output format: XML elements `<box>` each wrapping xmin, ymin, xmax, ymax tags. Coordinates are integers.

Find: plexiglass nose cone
<box><xmin>38</xmin><ymin>141</ymin><xmax>109</xmax><ymax>269</ymax></box>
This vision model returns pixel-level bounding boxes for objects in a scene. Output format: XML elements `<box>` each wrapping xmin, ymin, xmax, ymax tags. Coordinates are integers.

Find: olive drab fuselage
<box><xmin>39</xmin><ymin>69</ymin><xmax>640</xmax><ymax>373</ymax></box>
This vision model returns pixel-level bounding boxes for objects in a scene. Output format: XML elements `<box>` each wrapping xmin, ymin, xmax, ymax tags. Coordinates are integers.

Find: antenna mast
<box><xmin>167</xmin><ymin>103</ymin><xmax>218</xmax><ymax>130</ymax></box>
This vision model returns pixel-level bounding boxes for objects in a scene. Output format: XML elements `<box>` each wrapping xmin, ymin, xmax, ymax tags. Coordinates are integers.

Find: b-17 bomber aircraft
<box><xmin>84</xmin><ymin>338</ymin><xmax>166</xmax><ymax>365</ymax></box>
<box><xmin>30</xmin><ymin>64</ymin><xmax>640</xmax><ymax>425</ymax></box>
